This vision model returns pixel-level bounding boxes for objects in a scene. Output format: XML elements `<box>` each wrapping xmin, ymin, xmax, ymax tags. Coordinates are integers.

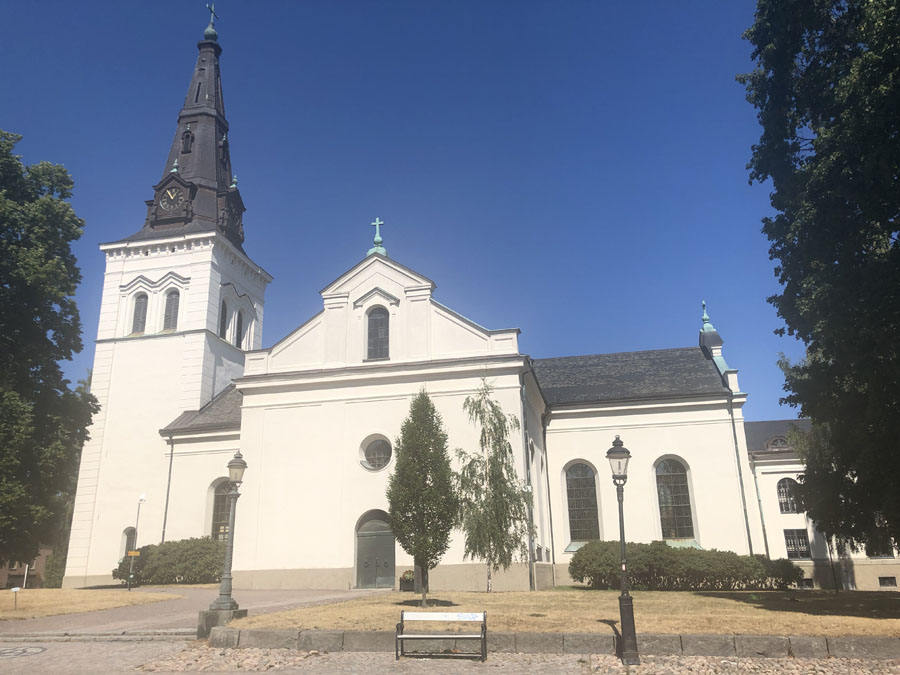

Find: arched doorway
<box><xmin>356</xmin><ymin>510</ymin><xmax>395</xmax><ymax>589</ymax></box>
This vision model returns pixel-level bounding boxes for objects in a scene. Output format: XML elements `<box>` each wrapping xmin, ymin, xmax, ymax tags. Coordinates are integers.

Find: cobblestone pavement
<box><xmin>2</xmin><ymin>641</ymin><xmax>900</xmax><ymax>674</ymax></box>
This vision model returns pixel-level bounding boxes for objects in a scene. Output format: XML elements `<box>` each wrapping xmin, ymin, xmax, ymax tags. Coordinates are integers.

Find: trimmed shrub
<box><xmin>113</xmin><ymin>537</ymin><xmax>224</xmax><ymax>586</ymax></box>
<box><xmin>569</xmin><ymin>540</ymin><xmax>801</xmax><ymax>591</ymax></box>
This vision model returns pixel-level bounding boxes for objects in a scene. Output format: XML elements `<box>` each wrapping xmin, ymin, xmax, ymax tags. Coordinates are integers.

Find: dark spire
<box><xmin>121</xmin><ymin>13</ymin><xmax>246</xmax><ymax>250</ymax></box>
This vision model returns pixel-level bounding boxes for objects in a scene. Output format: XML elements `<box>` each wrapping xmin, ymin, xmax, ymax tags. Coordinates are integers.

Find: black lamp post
<box><xmin>209</xmin><ymin>451</ymin><xmax>247</xmax><ymax>611</ymax></box>
<box><xmin>606</xmin><ymin>435</ymin><xmax>640</xmax><ymax>665</ymax></box>
<box><xmin>127</xmin><ymin>493</ymin><xmax>147</xmax><ymax>592</ymax></box>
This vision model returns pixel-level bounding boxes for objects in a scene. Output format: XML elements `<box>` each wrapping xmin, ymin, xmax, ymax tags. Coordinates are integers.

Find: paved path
<box><xmin>0</xmin><ymin>587</ymin><xmax>373</xmax><ymax>635</ymax></box>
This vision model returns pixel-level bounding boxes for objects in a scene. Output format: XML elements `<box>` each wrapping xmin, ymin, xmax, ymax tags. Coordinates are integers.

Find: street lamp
<box><xmin>209</xmin><ymin>451</ymin><xmax>247</xmax><ymax>611</ymax></box>
<box><xmin>606</xmin><ymin>435</ymin><xmax>640</xmax><ymax>665</ymax></box>
<box><xmin>127</xmin><ymin>494</ymin><xmax>147</xmax><ymax>592</ymax></box>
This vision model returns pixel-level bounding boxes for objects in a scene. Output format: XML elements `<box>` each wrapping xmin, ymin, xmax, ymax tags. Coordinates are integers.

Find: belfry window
<box><xmin>163</xmin><ymin>290</ymin><xmax>179</xmax><ymax>331</ymax></box>
<box><xmin>777</xmin><ymin>478</ymin><xmax>799</xmax><ymax>514</ymax></box>
<box><xmin>234</xmin><ymin>311</ymin><xmax>243</xmax><ymax>349</ymax></box>
<box><xmin>181</xmin><ymin>131</ymin><xmax>193</xmax><ymax>153</ymax></box>
<box><xmin>367</xmin><ymin>307</ymin><xmax>389</xmax><ymax>359</ymax></box>
<box><xmin>132</xmin><ymin>294</ymin><xmax>148</xmax><ymax>334</ymax></box>
<box><xmin>566</xmin><ymin>463</ymin><xmax>600</xmax><ymax>542</ymax></box>
<box><xmin>219</xmin><ymin>301</ymin><xmax>228</xmax><ymax>339</ymax></box>
<box><xmin>656</xmin><ymin>458</ymin><xmax>694</xmax><ymax>539</ymax></box>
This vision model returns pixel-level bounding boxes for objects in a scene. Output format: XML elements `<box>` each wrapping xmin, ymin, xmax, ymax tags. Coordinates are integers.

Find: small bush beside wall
<box><xmin>112</xmin><ymin>537</ymin><xmax>224</xmax><ymax>586</ymax></box>
<box><xmin>569</xmin><ymin>540</ymin><xmax>802</xmax><ymax>591</ymax></box>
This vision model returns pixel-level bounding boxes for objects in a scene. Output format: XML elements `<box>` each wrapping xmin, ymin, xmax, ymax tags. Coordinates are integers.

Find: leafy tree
<box><xmin>454</xmin><ymin>380</ymin><xmax>531</xmax><ymax>592</ymax></box>
<box><xmin>0</xmin><ymin>130</ymin><xmax>97</xmax><ymax>566</ymax></box>
<box><xmin>740</xmin><ymin>1</ymin><xmax>900</xmax><ymax>550</ymax></box>
<box><xmin>386</xmin><ymin>390</ymin><xmax>458</xmax><ymax>607</ymax></box>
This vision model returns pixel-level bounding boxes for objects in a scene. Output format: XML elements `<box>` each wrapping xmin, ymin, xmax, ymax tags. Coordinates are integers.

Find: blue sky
<box><xmin>2</xmin><ymin>1</ymin><xmax>805</xmax><ymax>421</ymax></box>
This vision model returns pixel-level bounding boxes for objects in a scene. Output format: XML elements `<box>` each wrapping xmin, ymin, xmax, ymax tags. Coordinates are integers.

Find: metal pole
<box><xmin>615</xmin><ymin>479</ymin><xmax>640</xmax><ymax>665</ymax></box>
<box><xmin>210</xmin><ymin>483</ymin><xmax>240</xmax><ymax>610</ymax></box>
<box><xmin>128</xmin><ymin>498</ymin><xmax>143</xmax><ymax>592</ymax></box>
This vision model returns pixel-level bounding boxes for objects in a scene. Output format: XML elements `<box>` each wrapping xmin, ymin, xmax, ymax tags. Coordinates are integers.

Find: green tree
<box><xmin>386</xmin><ymin>390</ymin><xmax>458</xmax><ymax>607</ymax></box>
<box><xmin>0</xmin><ymin>130</ymin><xmax>97</xmax><ymax>567</ymax></box>
<box><xmin>740</xmin><ymin>1</ymin><xmax>900</xmax><ymax>550</ymax></box>
<box><xmin>454</xmin><ymin>380</ymin><xmax>531</xmax><ymax>592</ymax></box>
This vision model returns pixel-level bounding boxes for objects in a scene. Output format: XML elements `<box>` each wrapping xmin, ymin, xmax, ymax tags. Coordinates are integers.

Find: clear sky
<box><xmin>1</xmin><ymin>1</ymin><xmax>805</xmax><ymax>421</ymax></box>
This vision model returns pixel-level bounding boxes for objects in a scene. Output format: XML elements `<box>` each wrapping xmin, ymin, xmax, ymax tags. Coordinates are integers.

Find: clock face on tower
<box><xmin>160</xmin><ymin>187</ymin><xmax>185</xmax><ymax>211</ymax></box>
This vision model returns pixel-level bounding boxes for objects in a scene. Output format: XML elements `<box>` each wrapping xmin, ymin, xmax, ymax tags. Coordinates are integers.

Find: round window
<box><xmin>363</xmin><ymin>439</ymin><xmax>392</xmax><ymax>471</ymax></box>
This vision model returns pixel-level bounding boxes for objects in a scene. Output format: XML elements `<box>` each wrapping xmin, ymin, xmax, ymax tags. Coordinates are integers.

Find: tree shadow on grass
<box><xmin>694</xmin><ymin>590</ymin><xmax>900</xmax><ymax>620</ymax></box>
<box><xmin>395</xmin><ymin>598</ymin><xmax>460</xmax><ymax>608</ymax></box>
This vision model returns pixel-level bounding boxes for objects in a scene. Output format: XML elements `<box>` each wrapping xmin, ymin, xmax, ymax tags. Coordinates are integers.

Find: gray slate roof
<box><xmin>744</xmin><ymin>419</ymin><xmax>811</xmax><ymax>453</ymax></box>
<box><xmin>532</xmin><ymin>347</ymin><xmax>728</xmax><ymax>406</ymax></box>
<box><xmin>162</xmin><ymin>346</ymin><xmax>730</xmax><ymax>432</ymax></box>
<box><xmin>107</xmin><ymin>219</ymin><xmax>246</xmax><ymax>253</ymax></box>
<box><xmin>160</xmin><ymin>384</ymin><xmax>242</xmax><ymax>435</ymax></box>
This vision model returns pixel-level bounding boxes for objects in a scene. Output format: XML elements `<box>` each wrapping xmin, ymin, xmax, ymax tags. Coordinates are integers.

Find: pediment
<box><xmin>352</xmin><ymin>287</ymin><xmax>400</xmax><ymax>308</ymax></box>
<box><xmin>120</xmin><ymin>271</ymin><xmax>190</xmax><ymax>293</ymax></box>
<box><xmin>320</xmin><ymin>254</ymin><xmax>434</xmax><ymax>299</ymax></box>
<box><xmin>152</xmin><ymin>171</ymin><xmax>195</xmax><ymax>193</ymax></box>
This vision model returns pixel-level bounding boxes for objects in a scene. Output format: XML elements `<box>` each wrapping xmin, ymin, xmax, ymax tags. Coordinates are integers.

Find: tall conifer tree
<box><xmin>386</xmin><ymin>390</ymin><xmax>458</xmax><ymax>606</ymax></box>
<box><xmin>455</xmin><ymin>380</ymin><xmax>531</xmax><ymax>592</ymax></box>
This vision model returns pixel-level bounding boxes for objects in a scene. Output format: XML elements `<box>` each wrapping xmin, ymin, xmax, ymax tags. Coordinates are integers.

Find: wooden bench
<box><xmin>395</xmin><ymin>610</ymin><xmax>487</xmax><ymax>661</ymax></box>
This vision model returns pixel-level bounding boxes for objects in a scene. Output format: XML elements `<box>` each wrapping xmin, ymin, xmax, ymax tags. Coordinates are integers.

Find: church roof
<box><xmin>532</xmin><ymin>347</ymin><xmax>729</xmax><ymax>406</ymax></box>
<box><xmin>110</xmin><ymin>21</ymin><xmax>247</xmax><ymax>251</ymax></box>
<box><xmin>744</xmin><ymin>418</ymin><xmax>811</xmax><ymax>453</ymax></box>
<box><xmin>160</xmin><ymin>384</ymin><xmax>242</xmax><ymax>435</ymax></box>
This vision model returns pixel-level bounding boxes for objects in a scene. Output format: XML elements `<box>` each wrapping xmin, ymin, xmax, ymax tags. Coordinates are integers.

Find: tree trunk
<box><xmin>420</xmin><ymin>565</ymin><xmax>429</xmax><ymax>607</ymax></box>
<box><xmin>486</xmin><ymin>564</ymin><xmax>492</xmax><ymax>593</ymax></box>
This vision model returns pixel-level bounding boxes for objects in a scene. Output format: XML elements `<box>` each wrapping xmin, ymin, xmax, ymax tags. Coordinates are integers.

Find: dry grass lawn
<box><xmin>232</xmin><ymin>588</ymin><xmax>900</xmax><ymax>637</ymax></box>
<box><xmin>1</xmin><ymin>588</ymin><xmax>179</xmax><ymax>620</ymax></box>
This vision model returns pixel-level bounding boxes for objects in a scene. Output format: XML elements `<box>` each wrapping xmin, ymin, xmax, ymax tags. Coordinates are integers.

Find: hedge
<box><xmin>568</xmin><ymin>540</ymin><xmax>803</xmax><ymax>591</ymax></box>
<box><xmin>112</xmin><ymin>537</ymin><xmax>225</xmax><ymax>586</ymax></box>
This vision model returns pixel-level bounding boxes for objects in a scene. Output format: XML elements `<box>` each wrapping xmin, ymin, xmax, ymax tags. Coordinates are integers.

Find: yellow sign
<box><xmin>127</xmin><ymin>551</ymin><xmax>140</xmax><ymax>557</ymax></box>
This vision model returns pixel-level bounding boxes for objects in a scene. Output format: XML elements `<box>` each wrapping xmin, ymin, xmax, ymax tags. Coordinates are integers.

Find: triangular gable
<box><xmin>320</xmin><ymin>254</ymin><xmax>434</xmax><ymax>297</ymax></box>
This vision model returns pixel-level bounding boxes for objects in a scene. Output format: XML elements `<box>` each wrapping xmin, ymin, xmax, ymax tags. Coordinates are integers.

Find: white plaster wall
<box><xmin>159</xmin><ymin>433</ymin><xmax>242</xmax><ymax>543</ymax></box>
<box><xmin>251</xmin><ymin>256</ymin><xmax>518</xmax><ymax>376</ymax></box>
<box><xmin>231</xmin><ymin>368</ymin><xmax>528</xmax><ymax>580</ymax></box>
<box><xmin>546</xmin><ymin>399</ymin><xmax>759</xmax><ymax>572</ymax></box>
<box><xmin>64</xmin><ymin>233</ymin><xmax>269</xmax><ymax>586</ymax></box>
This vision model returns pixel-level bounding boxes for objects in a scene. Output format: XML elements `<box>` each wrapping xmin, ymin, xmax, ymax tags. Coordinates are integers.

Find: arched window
<box><xmin>218</xmin><ymin>301</ymin><xmax>228</xmax><ymax>339</ymax></box>
<box><xmin>211</xmin><ymin>482</ymin><xmax>230</xmax><ymax>541</ymax></box>
<box><xmin>181</xmin><ymin>131</ymin><xmax>193</xmax><ymax>153</ymax></box>
<box><xmin>566</xmin><ymin>463</ymin><xmax>600</xmax><ymax>542</ymax></box>
<box><xmin>132</xmin><ymin>294</ymin><xmax>148</xmax><ymax>334</ymax></box>
<box><xmin>163</xmin><ymin>290</ymin><xmax>179</xmax><ymax>331</ymax></box>
<box><xmin>367</xmin><ymin>307</ymin><xmax>389</xmax><ymax>359</ymax></box>
<box><xmin>234</xmin><ymin>311</ymin><xmax>243</xmax><ymax>349</ymax></box>
<box><xmin>777</xmin><ymin>478</ymin><xmax>799</xmax><ymax>514</ymax></box>
<box><xmin>656</xmin><ymin>459</ymin><xmax>694</xmax><ymax>539</ymax></box>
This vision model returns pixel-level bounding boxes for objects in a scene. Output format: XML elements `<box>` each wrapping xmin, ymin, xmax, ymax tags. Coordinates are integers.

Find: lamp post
<box><xmin>209</xmin><ymin>451</ymin><xmax>247</xmax><ymax>611</ymax></box>
<box><xmin>606</xmin><ymin>435</ymin><xmax>640</xmax><ymax>665</ymax></box>
<box><xmin>127</xmin><ymin>493</ymin><xmax>147</xmax><ymax>591</ymax></box>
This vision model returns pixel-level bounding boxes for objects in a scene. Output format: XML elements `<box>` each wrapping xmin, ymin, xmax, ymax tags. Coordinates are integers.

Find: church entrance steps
<box><xmin>209</xmin><ymin>627</ymin><xmax>900</xmax><ymax>659</ymax></box>
<box><xmin>0</xmin><ymin>628</ymin><xmax>195</xmax><ymax>642</ymax></box>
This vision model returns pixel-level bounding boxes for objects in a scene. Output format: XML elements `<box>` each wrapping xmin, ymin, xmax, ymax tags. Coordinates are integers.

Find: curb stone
<box><xmin>207</xmin><ymin>628</ymin><xmax>900</xmax><ymax>659</ymax></box>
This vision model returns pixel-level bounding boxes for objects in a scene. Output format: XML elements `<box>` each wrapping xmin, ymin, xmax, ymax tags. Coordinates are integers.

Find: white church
<box><xmin>63</xmin><ymin>22</ymin><xmax>898</xmax><ymax>594</ymax></box>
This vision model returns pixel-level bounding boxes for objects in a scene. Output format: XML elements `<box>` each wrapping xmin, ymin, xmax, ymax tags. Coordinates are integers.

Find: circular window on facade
<box><xmin>361</xmin><ymin>438</ymin><xmax>392</xmax><ymax>471</ymax></box>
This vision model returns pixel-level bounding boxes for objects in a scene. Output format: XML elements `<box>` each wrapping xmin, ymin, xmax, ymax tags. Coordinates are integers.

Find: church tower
<box><xmin>63</xmin><ymin>16</ymin><xmax>271</xmax><ymax>587</ymax></box>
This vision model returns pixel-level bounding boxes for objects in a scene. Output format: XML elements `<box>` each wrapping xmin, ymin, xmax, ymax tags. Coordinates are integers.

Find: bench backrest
<box><xmin>402</xmin><ymin>611</ymin><xmax>485</xmax><ymax>622</ymax></box>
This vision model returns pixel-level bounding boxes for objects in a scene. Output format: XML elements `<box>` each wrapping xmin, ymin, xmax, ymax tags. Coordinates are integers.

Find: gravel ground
<box><xmin>136</xmin><ymin>644</ymin><xmax>900</xmax><ymax>674</ymax></box>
